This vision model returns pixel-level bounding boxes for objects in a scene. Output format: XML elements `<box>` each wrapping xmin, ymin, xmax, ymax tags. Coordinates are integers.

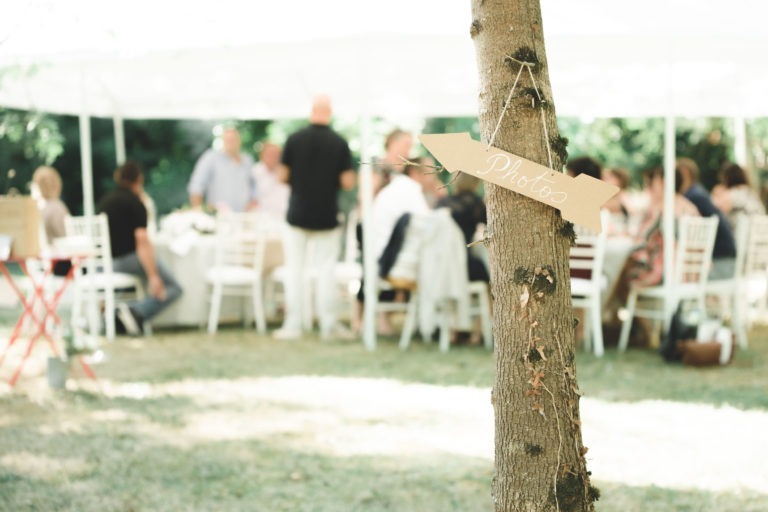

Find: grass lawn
<box><xmin>1</xmin><ymin>320</ymin><xmax>767</xmax><ymax>511</ymax></box>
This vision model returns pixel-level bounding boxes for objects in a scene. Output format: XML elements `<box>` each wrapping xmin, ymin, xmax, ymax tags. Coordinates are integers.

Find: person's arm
<box><xmin>340</xmin><ymin>169</ymin><xmax>356</xmax><ymax>191</ymax></box>
<box><xmin>190</xmin><ymin>194</ymin><xmax>204</xmax><ymax>209</ymax></box>
<box><xmin>277</xmin><ymin>164</ymin><xmax>290</xmax><ymax>184</ymax></box>
<box><xmin>246</xmin><ymin>166</ymin><xmax>259</xmax><ymax>211</ymax></box>
<box><xmin>188</xmin><ymin>151</ymin><xmax>213</xmax><ymax>209</ymax></box>
<box><xmin>134</xmin><ymin>227</ymin><xmax>166</xmax><ymax>300</ymax></box>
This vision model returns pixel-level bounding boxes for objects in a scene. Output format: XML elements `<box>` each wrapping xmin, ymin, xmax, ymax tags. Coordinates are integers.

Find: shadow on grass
<box><xmin>1</xmin><ymin>422</ymin><xmax>765</xmax><ymax>512</ymax></box>
<box><xmin>0</xmin><ymin>424</ymin><xmax>494</xmax><ymax>511</ymax></box>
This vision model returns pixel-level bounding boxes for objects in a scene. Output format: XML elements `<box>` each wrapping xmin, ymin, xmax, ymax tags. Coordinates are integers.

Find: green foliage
<box><xmin>0</xmin><ymin>108</ymin><xmax>65</xmax><ymax>194</ymax></box>
<box><xmin>558</xmin><ymin>117</ymin><xmax>665</xmax><ymax>187</ymax></box>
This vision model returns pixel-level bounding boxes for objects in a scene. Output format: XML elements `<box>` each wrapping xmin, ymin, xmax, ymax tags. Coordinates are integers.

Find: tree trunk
<box><xmin>470</xmin><ymin>1</ymin><xmax>598</xmax><ymax>510</ymax></box>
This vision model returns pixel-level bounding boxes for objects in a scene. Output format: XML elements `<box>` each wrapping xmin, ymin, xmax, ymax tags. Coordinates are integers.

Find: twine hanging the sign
<box><xmin>486</xmin><ymin>56</ymin><xmax>555</xmax><ymax>171</ymax></box>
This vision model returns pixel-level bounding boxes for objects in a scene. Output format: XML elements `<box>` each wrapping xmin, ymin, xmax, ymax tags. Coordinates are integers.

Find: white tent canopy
<box><xmin>2</xmin><ymin>1</ymin><xmax>768</xmax><ymax>119</ymax></box>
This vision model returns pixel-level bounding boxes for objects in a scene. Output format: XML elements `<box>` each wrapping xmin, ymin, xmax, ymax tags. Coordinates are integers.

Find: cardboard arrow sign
<box><xmin>420</xmin><ymin>132</ymin><xmax>619</xmax><ymax>233</ymax></box>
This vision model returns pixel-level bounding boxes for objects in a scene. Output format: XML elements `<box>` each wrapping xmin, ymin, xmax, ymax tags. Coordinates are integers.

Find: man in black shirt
<box><xmin>98</xmin><ymin>161</ymin><xmax>182</xmax><ymax>334</ymax></box>
<box><xmin>275</xmin><ymin>95</ymin><xmax>356</xmax><ymax>340</ymax></box>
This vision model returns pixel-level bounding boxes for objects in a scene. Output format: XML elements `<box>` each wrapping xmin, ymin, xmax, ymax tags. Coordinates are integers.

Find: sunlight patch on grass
<box><xmin>0</xmin><ymin>452</ymin><xmax>90</xmax><ymax>480</ymax></box>
<box><xmin>84</xmin><ymin>374</ymin><xmax>768</xmax><ymax>496</ymax></box>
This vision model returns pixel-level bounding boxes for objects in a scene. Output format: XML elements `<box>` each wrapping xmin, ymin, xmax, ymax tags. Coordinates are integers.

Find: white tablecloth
<box><xmin>152</xmin><ymin>232</ymin><xmax>284</xmax><ymax>328</ymax></box>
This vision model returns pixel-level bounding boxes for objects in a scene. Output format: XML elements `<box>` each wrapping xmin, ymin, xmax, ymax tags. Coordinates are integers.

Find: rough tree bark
<box><xmin>470</xmin><ymin>1</ymin><xmax>598</xmax><ymax>511</ymax></box>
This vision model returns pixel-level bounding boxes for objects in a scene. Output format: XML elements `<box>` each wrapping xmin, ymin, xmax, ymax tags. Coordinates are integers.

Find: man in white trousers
<box><xmin>274</xmin><ymin>95</ymin><xmax>356</xmax><ymax>340</ymax></box>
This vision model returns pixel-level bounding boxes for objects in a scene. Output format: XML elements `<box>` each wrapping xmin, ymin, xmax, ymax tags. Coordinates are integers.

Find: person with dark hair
<box><xmin>566</xmin><ymin>156</ymin><xmax>602</xmax><ymax>181</ymax></box>
<box><xmin>98</xmin><ymin>161</ymin><xmax>182</xmax><ymax>334</ymax></box>
<box><xmin>712</xmin><ymin>161</ymin><xmax>765</xmax><ymax>231</ymax></box>
<box><xmin>676</xmin><ymin>157</ymin><xmax>737</xmax><ymax>279</ymax></box>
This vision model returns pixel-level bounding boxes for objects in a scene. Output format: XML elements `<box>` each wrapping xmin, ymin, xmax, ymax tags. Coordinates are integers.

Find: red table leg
<box><xmin>1</xmin><ymin>259</ymin><xmax>97</xmax><ymax>387</ymax></box>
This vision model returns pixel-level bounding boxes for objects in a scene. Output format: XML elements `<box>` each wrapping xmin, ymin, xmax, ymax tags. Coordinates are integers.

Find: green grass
<box><xmin>1</xmin><ymin>322</ymin><xmax>767</xmax><ymax>511</ymax></box>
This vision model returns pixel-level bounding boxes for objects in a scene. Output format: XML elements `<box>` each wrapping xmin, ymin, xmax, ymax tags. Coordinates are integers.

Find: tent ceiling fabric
<box><xmin>1</xmin><ymin>0</ymin><xmax>768</xmax><ymax>119</ymax></box>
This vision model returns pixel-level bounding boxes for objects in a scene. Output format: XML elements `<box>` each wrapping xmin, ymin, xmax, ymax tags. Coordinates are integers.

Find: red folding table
<box><xmin>0</xmin><ymin>256</ymin><xmax>97</xmax><ymax>387</ymax></box>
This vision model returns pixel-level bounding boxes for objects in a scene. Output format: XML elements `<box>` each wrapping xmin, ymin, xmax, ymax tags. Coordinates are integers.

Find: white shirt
<box><xmin>252</xmin><ymin>161</ymin><xmax>290</xmax><ymax>221</ymax></box>
<box><xmin>371</xmin><ymin>174</ymin><xmax>429</xmax><ymax>259</ymax></box>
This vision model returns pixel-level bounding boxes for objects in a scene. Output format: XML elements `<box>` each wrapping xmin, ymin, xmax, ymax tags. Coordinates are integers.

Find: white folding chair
<box><xmin>393</xmin><ymin>209</ymin><xmax>470</xmax><ymax>353</ymax></box>
<box><xmin>705</xmin><ymin>214</ymin><xmax>750</xmax><ymax>348</ymax></box>
<box><xmin>570</xmin><ymin>210</ymin><xmax>609</xmax><ymax>356</ymax></box>
<box><xmin>206</xmin><ymin>212</ymin><xmax>267</xmax><ymax>335</ymax></box>
<box><xmin>737</xmin><ymin>214</ymin><xmax>768</xmax><ymax>336</ymax></box>
<box><xmin>467</xmin><ymin>280</ymin><xmax>493</xmax><ymax>350</ymax></box>
<box><xmin>618</xmin><ymin>215</ymin><xmax>719</xmax><ymax>352</ymax></box>
<box><xmin>65</xmin><ymin>214</ymin><xmax>145</xmax><ymax>341</ymax></box>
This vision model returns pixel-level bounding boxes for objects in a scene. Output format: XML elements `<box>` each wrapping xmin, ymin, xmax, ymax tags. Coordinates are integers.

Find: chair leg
<box><xmin>479</xmin><ymin>287</ymin><xmax>493</xmax><ymax>350</ymax></box>
<box><xmin>207</xmin><ymin>283</ymin><xmax>223</xmax><ymax>335</ymax></box>
<box><xmin>104</xmin><ymin>287</ymin><xmax>116</xmax><ymax>341</ymax></box>
<box><xmin>590</xmin><ymin>296</ymin><xmax>604</xmax><ymax>357</ymax></box>
<box><xmin>618</xmin><ymin>289</ymin><xmax>638</xmax><ymax>352</ymax></box>
<box><xmin>253</xmin><ymin>281</ymin><xmax>267</xmax><ymax>335</ymax></box>
<box><xmin>732</xmin><ymin>291</ymin><xmax>748</xmax><ymax>349</ymax></box>
<box><xmin>399</xmin><ymin>294</ymin><xmax>418</xmax><ymax>350</ymax></box>
<box><xmin>438</xmin><ymin>299</ymin><xmax>451</xmax><ymax>353</ymax></box>
<box><xmin>580</xmin><ymin>308</ymin><xmax>591</xmax><ymax>353</ymax></box>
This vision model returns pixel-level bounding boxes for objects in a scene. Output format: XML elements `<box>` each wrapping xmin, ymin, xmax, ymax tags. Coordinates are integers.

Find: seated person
<box><xmin>602</xmin><ymin>167</ymin><xmax>633</xmax><ymax>236</ymax></box>
<box><xmin>31</xmin><ymin>166</ymin><xmax>71</xmax><ymax>275</ymax></box>
<box><xmin>354</xmin><ymin>157</ymin><xmax>431</xmax><ymax>335</ymax></box>
<box><xmin>711</xmin><ymin>161</ymin><xmax>765</xmax><ymax>232</ymax></box>
<box><xmin>604</xmin><ymin>166</ymin><xmax>699</xmax><ymax>344</ymax></box>
<box><xmin>31</xmin><ymin>166</ymin><xmax>70</xmax><ymax>244</ymax></box>
<box><xmin>676</xmin><ymin>157</ymin><xmax>736</xmax><ymax>279</ymax></box>
<box><xmin>98</xmin><ymin>161</ymin><xmax>183</xmax><ymax>334</ymax></box>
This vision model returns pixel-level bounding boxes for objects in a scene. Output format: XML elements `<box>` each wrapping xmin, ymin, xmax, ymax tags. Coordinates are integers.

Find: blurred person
<box><xmin>676</xmin><ymin>157</ymin><xmax>737</xmax><ymax>279</ymax></box>
<box><xmin>30</xmin><ymin>166</ymin><xmax>70</xmax><ymax>244</ymax></box>
<box><xmin>566</xmin><ymin>156</ymin><xmax>602</xmax><ymax>181</ymax></box>
<box><xmin>274</xmin><ymin>95</ymin><xmax>356</xmax><ymax>340</ymax></box>
<box><xmin>353</xmin><ymin>157</ymin><xmax>432</xmax><ymax>336</ymax></box>
<box><xmin>604</xmin><ymin>166</ymin><xmax>699</xmax><ymax>345</ymax></box>
<box><xmin>373</xmin><ymin>128</ymin><xmax>413</xmax><ymax>192</ymax></box>
<box><xmin>252</xmin><ymin>141</ymin><xmax>290</xmax><ymax>221</ymax></box>
<box><xmin>371</xmin><ymin>157</ymin><xmax>431</xmax><ymax>262</ymax></box>
<box><xmin>711</xmin><ymin>161</ymin><xmax>765</xmax><ymax>231</ymax></box>
<box><xmin>602</xmin><ymin>167</ymin><xmax>632</xmax><ymax>236</ymax></box>
<box><xmin>98</xmin><ymin>161</ymin><xmax>182</xmax><ymax>335</ymax></box>
<box><xmin>188</xmin><ymin>126</ymin><xmax>258</xmax><ymax>213</ymax></box>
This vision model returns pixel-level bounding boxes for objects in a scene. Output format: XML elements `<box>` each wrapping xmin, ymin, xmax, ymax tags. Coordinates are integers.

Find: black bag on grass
<box><xmin>658</xmin><ymin>304</ymin><xmax>698</xmax><ymax>362</ymax></box>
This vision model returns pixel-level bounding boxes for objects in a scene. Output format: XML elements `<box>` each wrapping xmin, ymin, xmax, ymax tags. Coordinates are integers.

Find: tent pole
<box><xmin>79</xmin><ymin>112</ymin><xmax>95</xmax><ymax>217</ymax></box>
<box><xmin>114</xmin><ymin>116</ymin><xmax>126</xmax><ymax>166</ymax></box>
<box><xmin>360</xmin><ymin>114</ymin><xmax>377</xmax><ymax>351</ymax></box>
<box><xmin>663</xmin><ymin>115</ymin><xmax>676</xmax><ymax>328</ymax></box>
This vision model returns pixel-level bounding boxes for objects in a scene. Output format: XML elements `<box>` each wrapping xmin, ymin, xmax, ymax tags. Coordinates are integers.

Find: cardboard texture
<box><xmin>419</xmin><ymin>133</ymin><xmax>619</xmax><ymax>233</ymax></box>
<box><xmin>0</xmin><ymin>196</ymin><xmax>41</xmax><ymax>259</ymax></box>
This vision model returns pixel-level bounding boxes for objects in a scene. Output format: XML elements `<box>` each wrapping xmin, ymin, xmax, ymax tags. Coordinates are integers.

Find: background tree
<box><xmin>470</xmin><ymin>1</ymin><xmax>597</xmax><ymax>510</ymax></box>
